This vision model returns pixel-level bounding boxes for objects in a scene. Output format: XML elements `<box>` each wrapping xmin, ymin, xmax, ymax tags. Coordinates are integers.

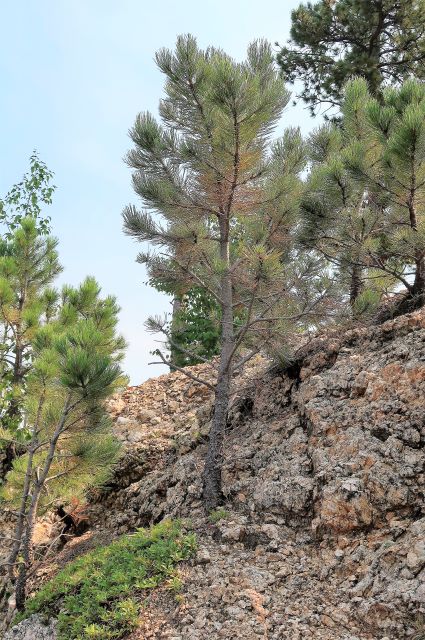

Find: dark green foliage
<box><xmin>170</xmin><ymin>287</ymin><xmax>220</xmax><ymax>367</ymax></box>
<box><xmin>277</xmin><ymin>0</ymin><xmax>425</xmax><ymax>116</ymax></box>
<box><xmin>148</xmin><ymin>274</ymin><xmax>221</xmax><ymax>367</ymax></box>
<box><xmin>15</xmin><ymin>521</ymin><xmax>196</xmax><ymax>640</ymax></box>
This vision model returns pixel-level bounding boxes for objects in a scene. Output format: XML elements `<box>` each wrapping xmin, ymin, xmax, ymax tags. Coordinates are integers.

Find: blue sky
<box><xmin>0</xmin><ymin>0</ymin><xmax>318</xmax><ymax>383</ymax></box>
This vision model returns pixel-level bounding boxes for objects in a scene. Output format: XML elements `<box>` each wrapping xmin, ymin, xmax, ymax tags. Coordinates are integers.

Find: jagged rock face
<box><xmin>57</xmin><ymin>312</ymin><xmax>425</xmax><ymax>637</ymax></box>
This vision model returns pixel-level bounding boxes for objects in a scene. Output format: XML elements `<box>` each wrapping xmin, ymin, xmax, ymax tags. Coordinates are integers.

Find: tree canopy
<box><xmin>277</xmin><ymin>0</ymin><xmax>425</xmax><ymax>116</ymax></box>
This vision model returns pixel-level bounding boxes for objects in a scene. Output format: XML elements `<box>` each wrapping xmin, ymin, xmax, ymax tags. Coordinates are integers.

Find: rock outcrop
<box><xmin>83</xmin><ymin>309</ymin><xmax>425</xmax><ymax>639</ymax></box>
<box><xmin>3</xmin><ymin>615</ymin><xmax>57</xmax><ymax>640</ymax></box>
<box><xmin>6</xmin><ymin>310</ymin><xmax>425</xmax><ymax>639</ymax></box>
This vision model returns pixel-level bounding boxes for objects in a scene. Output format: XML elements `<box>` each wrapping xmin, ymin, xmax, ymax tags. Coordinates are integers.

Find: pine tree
<box><xmin>123</xmin><ymin>36</ymin><xmax>331</xmax><ymax>509</ymax></box>
<box><xmin>344</xmin><ymin>77</ymin><xmax>425</xmax><ymax>306</ymax></box>
<box><xmin>300</xmin><ymin>123</ymin><xmax>395</xmax><ymax>312</ymax></box>
<box><xmin>277</xmin><ymin>0</ymin><xmax>425</xmax><ymax>116</ymax></box>
<box><xmin>301</xmin><ymin>77</ymin><xmax>425</xmax><ymax>313</ymax></box>
<box><xmin>148</xmin><ymin>275</ymin><xmax>221</xmax><ymax>367</ymax></box>
<box><xmin>1</xmin><ymin>277</ymin><xmax>125</xmax><ymax>610</ymax></box>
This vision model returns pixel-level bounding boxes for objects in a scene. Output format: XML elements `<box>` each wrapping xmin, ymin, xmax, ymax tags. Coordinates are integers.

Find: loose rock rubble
<box><xmin>89</xmin><ymin>310</ymin><xmax>425</xmax><ymax>639</ymax></box>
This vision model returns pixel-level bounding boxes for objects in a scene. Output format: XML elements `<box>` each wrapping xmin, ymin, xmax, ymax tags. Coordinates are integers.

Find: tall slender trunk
<box><xmin>7</xmin><ymin>446</ymin><xmax>35</xmax><ymax>581</ymax></box>
<box><xmin>4</xmin><ymin>289</ymin><xmax>26</xmax><ymax>428</ymax></box>
<box><xmin>4</xmin><ymin>338</ymin><xmax>24</xmax><ymax>424</ymax></box>
<box><xmin>202</xmin><ymin>223</ymin><xmax>233</xmax><ymax>511</ymax></box>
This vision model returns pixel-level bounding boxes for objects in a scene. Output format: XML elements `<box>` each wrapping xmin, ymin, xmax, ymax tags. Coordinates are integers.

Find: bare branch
<box><xmin>149</xmin><ymin>351</ymin><xmax>216</xmax><ymax>391</ymax></box>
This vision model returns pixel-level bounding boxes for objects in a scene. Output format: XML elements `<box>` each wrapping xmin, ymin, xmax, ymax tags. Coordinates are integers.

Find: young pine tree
<box><xmin>1</xmin><ymin>277</ymin><xmax>125</xmax><ymax>611</ymax></box>
<box><xmin>343</xmin><ymin>78</ymin><xmax>425</xmax><ymax>307</ymax></box>
<box><xmin>123</xmin><ymin>36</ymin><xmax>331</xmax><ymax>509</ymax></box>
<box><xmin>300</xmin><ymin>78</ymin><xmax>425</xmax><ymax>315</ymax></box>
<box><xmin>300</xmin><ymin>123</ymin><xmax>395</xmax><ymax>313</ymax></box>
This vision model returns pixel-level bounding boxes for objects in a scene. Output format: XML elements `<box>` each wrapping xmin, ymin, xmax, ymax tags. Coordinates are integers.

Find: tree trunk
<box><xmin>349</xmin><ymin>263</ymin><xmax>363</xmax><ymax>306</ymax></box>
<box><xmin>169</xmin><ymin>295</ymin><xmax>183</xmax><ymax>368</ymax></box>
<box><xmin>413</xmin><ymin>252</ymin><xmax>425</xmax><ymax>302</ymax></box>
<box><xmin>7</xmin><ymin>393</ymin><xmax>45</xmax><ymax>579</ymax></box>
<box><xmin>14</xmin><ymin>397</ymin><xmax>71</xmax><ymax>610</ymax></box>
<box><xmin>15</xmin><ymin>490</ymin><xmax>40</xmax><ymax>611</ymax></box>
<box><xmin>409</xmin><ymin>199</ymin><xmax>425</xmax><ymax>304</ymax></box>
<box><xmin>202</xmin><ymin>367</ymin><xmax>231</xmax><ymax>510</ymax></box>
<box><xmin>202</xmin><ymin>221</ymin><xmax>233</xmax><ymax>511</ymax></box>
<box><xmin>5</xmin><ymin>334</ymin><xmax>24</xmax><ymax>425</ymax></box>
<box><xmin>7</xmin><ymin>447</ymin><xmax>34</xmax><ymax>580</ymax></box>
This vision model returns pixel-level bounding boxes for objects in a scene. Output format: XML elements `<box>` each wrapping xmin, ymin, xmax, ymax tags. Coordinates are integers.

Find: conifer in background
<box><xmin>301</xmin><ymin>77</ymin><xmax>425</xmax><ymax>313</ymax></box>
<box><xmin>277</xmin><ymin>0</ymin><xmax>425</xmax><ymax>117</ymax></box>
<box><xmin>344</xmin><ymin>77</ymin><xmax>425</xmax><ymax>307</ymax></box>
<box><xmin>300</xmin><ymin>124</ymin><xmax>394</xmax><ymax>313</ymax></box>
<box><xmin>123</xmin><ymin>36</ymin><xmax>332</xmax><ymax>508</ymax></box>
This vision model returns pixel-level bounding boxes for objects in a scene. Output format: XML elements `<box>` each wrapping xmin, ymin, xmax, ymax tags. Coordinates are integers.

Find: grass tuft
<box><xmin>209</xmin><ymin>508</ymin><xmax>229</xmax><ymax>523</ymax></box>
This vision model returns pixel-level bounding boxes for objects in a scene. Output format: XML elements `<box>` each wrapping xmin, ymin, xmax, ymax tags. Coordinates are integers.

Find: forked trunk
<box><xmin>15</xmin><ymin>491</ymin><xmax>39</xmax><ymax>611</ymax></box>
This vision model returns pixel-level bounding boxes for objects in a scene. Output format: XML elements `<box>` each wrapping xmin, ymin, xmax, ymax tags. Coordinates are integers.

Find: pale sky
<box><xmin>0</xmin><ymin>0</ymin><xmax>318</xmax><ymax>384</ymax></box>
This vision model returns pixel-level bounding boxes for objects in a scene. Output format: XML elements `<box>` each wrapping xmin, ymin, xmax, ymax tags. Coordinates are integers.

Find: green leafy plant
<box><xmin>0</xmin><ymin>151</ymin><xmax>55</xmax><ymax>237</ymax></box>
<box><xmin>15</xmin><ymin>520</ymin><xmax>196</xmax><ymax>640</ymax></box>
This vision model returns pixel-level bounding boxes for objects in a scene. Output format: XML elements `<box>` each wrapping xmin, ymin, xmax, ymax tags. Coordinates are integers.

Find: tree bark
<box><xmin>202</xmin><ymin>219</ymin><xmax>234</xmax><ymax>511</ymax></box>
<box><xmin>6</xmin><ymin>392</ymin><xmax>45</xmax><ymax>579</ymax></box>
<box><xmin>413</xmin><ymin>252</ymin><xmax>425</xmax><ymax>301</ymax></box>
<box><xmin>14</xmin><ymin>397</ymin><xmax>71</xmax><ymax>611</ymax></box>
<box><xmin>408</xmin><ymin>199</ymin><xmax>425</xmax><ymax>302</ymax></box>
<box><xmin>15</xmin><ymin>492</ymin><xmax>39</xmax><ymax>611</ymax></box>
<box><xmin>349</xmin><ymin>263</ymin><xmax>364</xmax><ymax>306</ymax></box>
<box><xmin>169</xmin><ymin>295</ymin><xmax>183</xmax><ymax>368</ymax></box>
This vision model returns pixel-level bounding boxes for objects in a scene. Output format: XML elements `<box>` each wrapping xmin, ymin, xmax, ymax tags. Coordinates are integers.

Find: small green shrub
<box><xmin>15</xmin><ymin>520</ymin><xmax>196</xmax><ymax>640</ymax></box>
<box><xmin>209</xmin><ymin>508</ymin><xmax>229</xmax><ymax>523</ymax></box>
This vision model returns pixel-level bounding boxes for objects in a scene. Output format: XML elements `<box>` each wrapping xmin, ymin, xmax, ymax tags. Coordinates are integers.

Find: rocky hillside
<box><xmin>6</xmin><ymin>309</ymin><xmax>425</xmax><ymax>639</ymax></box>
